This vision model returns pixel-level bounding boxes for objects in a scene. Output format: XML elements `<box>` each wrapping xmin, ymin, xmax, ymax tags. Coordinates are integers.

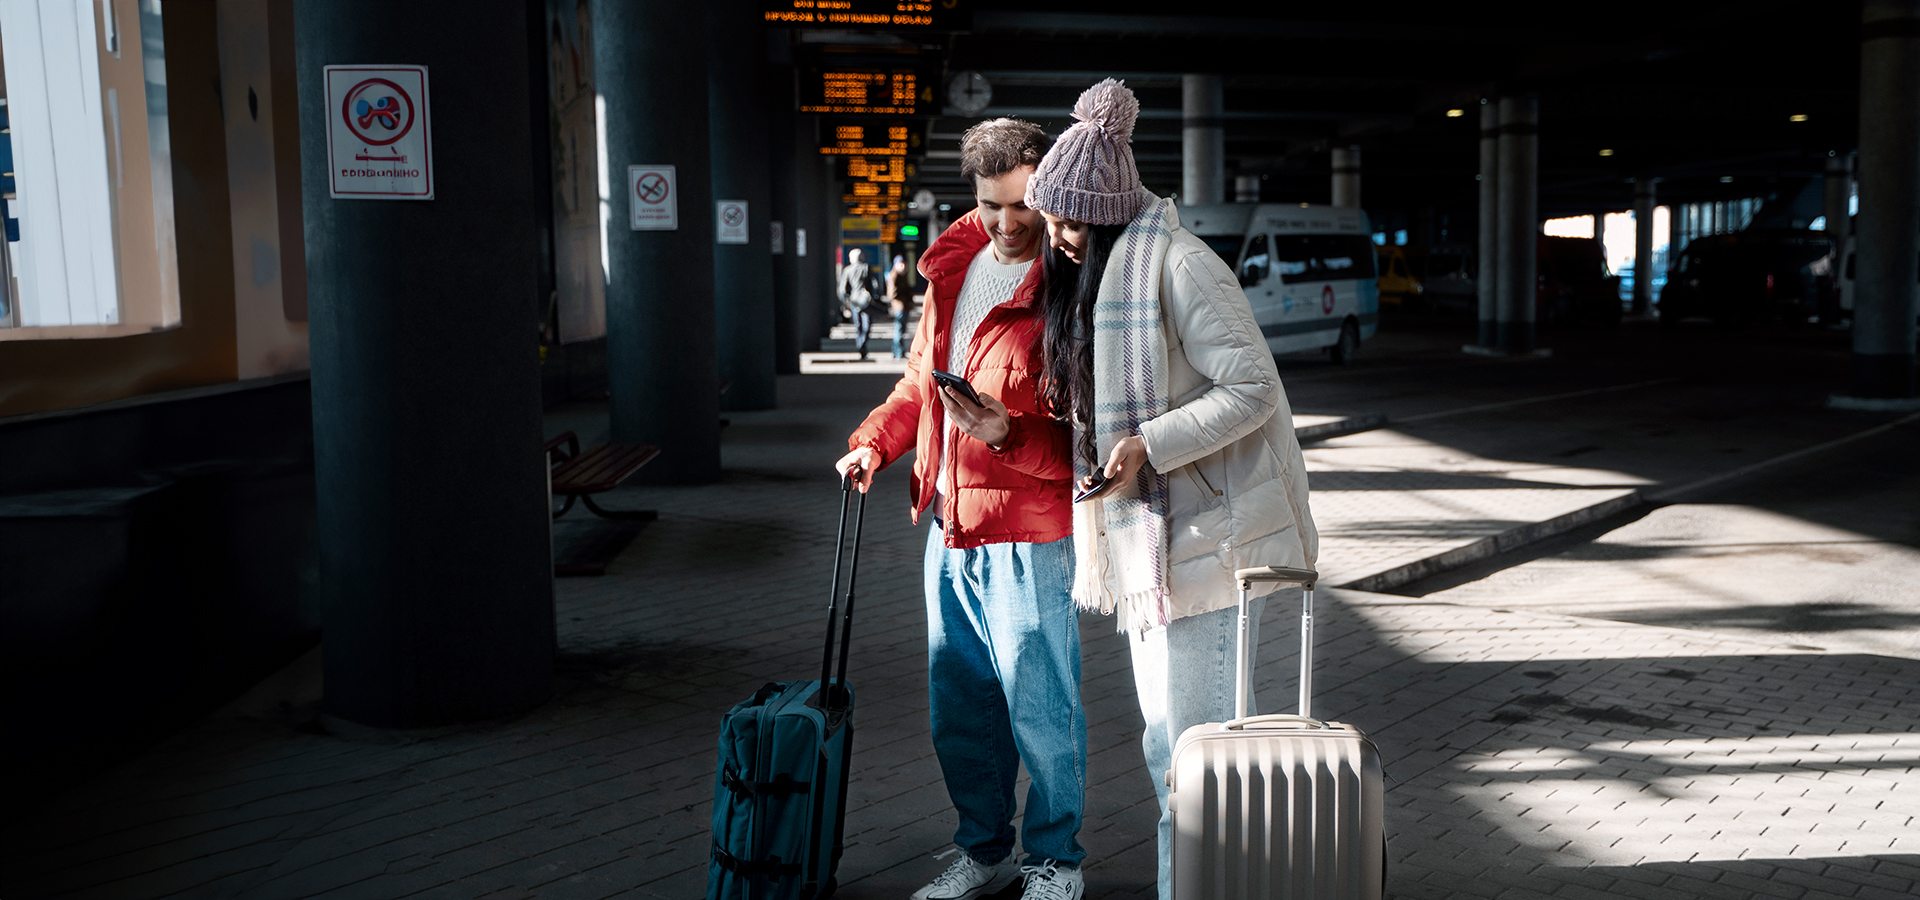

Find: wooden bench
<box><xmin>546</xmin><ymin>431</ymin><xmax>660</xmax><ymax>521</ymax></box>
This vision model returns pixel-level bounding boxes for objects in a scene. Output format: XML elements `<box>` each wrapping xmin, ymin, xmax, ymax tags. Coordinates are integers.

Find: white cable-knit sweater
<box><xmin>936</xmin><ymin>244</ymin><xmax>1034</xmax><ymax>500</ymax></box>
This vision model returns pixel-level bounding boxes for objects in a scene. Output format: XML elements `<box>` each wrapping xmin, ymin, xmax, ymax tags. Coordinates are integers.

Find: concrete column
<box><xmin>295</xmin><ymin>0</ymin><xmax>554</xmax><ymax>726</ymax></box>
<box><xmin>1181</xmin><ymin>74</ymin><xmax>1224</xmax><ymax>206</ymax></box>
<box><xmin>792</xmin><ymin>126</ymin><xmax>826</xmax><ymax>353</ymax></box>
<box><xmin>1476</xmin><ymin>102</ymin><xmax>1499</xmax><ymax>348</ymax></box>
<box><xmin>1495</xmin><ymin>94</ymin><xmax>1539</xmax><ymax>353</ymax></box>
<box><xmin>708</xmin><ymin>0</ymin><xmax>776</xmax><ymax>410</ymax></box>
<box><xmin>764</xmin><ymin>38</ymin><xmax>794</xmax><ymax>372</ymax></box>
<box><xmin>1633</xmin><ymin>178</ymin><xmax>1657</xmax><ymax>314</ymax></box>
<box><xmin>1331</xmin><ymin>146</ymin><xmax>1361</xmax><ymax>209</ymax></box>
<box><xmin>765</xmin><ymin>35</ymin><xmax>801</xmax><ymax>375</ymax></box>
<box><xmin>595</xmin><ymin>0</ymin><xmax>722</xmax><ymax>480</ymax></box>
<box><xmin>1235</xmin><ymin>174</ymin><xmax>1261</xmax><ymax>203</ymax></box>
<box><xmin>1666</xmin><ymin>198</ymin><xmax>1684</xmax><ymax>280</ymax></box>
<box><xmin>1853</xmin><ymin>0</ymin><xmax>1920</xmax><ymax>398</ymax></box>
<box><xmin>1825</xmin><ymin>151</ymin><xmax>1854</xmax><ymax>243</ymax></box>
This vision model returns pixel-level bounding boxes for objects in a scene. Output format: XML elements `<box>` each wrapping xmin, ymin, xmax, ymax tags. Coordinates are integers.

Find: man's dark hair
<box><xmin>959</xmin><ymin>118</ymin><xmax>1047</xmax><ymax>186</ymax></box>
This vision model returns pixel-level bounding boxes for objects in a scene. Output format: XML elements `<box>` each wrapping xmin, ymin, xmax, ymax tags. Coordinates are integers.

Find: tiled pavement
<box><xmin>4</xmin><ymin>373</ymin><xmax>1916</xmax><ymax>899</ymax></box>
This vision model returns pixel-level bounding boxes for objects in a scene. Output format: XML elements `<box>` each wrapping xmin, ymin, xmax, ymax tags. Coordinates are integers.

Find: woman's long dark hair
<box><xmin>1040</xmin><ymin>223</ymin><xmax>1127</xmax><ymax>471</ymax></box>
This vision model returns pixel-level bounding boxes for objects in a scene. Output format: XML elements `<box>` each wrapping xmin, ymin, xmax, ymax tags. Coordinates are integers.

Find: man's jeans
<box><xmin>925</xmin><ymin>526</ymin><xmax>1087</xmax><ymax>868</ymax></box>
<box><xmin>891</xmin><ymin>307</ymin><xmax>911</xmax><ymax>358</ymax></box>
<box><xmin>1128</xmin><ymin>595</ymin><xmax>1268</xmax><ymax>900</ymax></box>
<box><xmin>852</xmin><ymin>308</ymin><xmax>873</xmax><ymax>357</ymax></box>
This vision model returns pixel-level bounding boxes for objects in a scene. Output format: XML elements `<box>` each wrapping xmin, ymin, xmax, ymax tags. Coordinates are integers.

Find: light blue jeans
<box><xmin>925</xmin><ymin>525</ymin><xmax>1087</xmax><ymax>868</ymax></box>
<box><xmin>1128</xmin><ymin>595</ymin><xmax>1268</xmax><ymax>900</ymax></box>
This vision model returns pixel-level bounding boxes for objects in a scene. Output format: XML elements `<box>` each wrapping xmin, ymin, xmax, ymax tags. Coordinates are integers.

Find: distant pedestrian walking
<box><xmin>887</xmin><ymin>254</ymin><xmax>915</xmax><ymax>358</ymax></box>
<box><xmin>839</xmin><ymin>248</ymin><xmax>879</xmax><ymax>361</ymax></box>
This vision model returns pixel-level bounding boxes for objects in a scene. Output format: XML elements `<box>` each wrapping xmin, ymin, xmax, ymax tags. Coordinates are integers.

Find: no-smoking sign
<box><xmin>716</xmin><ymin>200</ymin><xmax>748</xmax><ymax>245</ymax></box>
<box><xmin>629</xmin><ymin>165</ymin><xmax>678</xmax><ymax>231</ymax></box>
<box><xmin>324</xmin><ymin>65</ymin><xmax>432</xmax><ymax>200</ymax></box>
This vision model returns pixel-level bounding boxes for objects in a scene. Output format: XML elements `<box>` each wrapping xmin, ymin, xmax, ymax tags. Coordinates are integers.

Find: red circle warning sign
<box><xmin>341</xmin><ymin>78</ymin><xmax>416</xmax><ymax>146</ymax></box>
<box><xmin>1321</xmin><ymin>284</ymin><xmax>1336</xmax><ymax>314</ymax></box>
<box><xmin>636</xmin><ymin>172</ymin><xmax>670</xmax><ymax>204</ymax></box>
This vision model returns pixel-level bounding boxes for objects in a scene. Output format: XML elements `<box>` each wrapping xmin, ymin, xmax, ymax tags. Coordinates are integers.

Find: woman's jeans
<box><xmin>925</xmin><ymin>526</ymin><xmax>1087</xmax><ymax>868</ymax></box>
<box><xmin>1128</xmin><ymin>595</ymin><xmax>1267</xmax><ymax>900</ymax></box>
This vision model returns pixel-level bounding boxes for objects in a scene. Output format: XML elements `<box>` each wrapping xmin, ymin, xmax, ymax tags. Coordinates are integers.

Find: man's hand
<box><xmin>835</xmin><ymin>447</ymin><xmax>879</xmax><ymax>493</ymax></box>
<box><xmin>1079</xmin><ymin>434</ymin><xmax>1148</xmax><ymax>500</ymax></box>
<box><xmin>938</xmin><ymin>387</ymin><xmax>1012</xmax><ymax>448</ymax></box>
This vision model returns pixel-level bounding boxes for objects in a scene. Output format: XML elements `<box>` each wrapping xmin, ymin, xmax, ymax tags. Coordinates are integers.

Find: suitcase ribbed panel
<box><xmin>1170</xmin><ymin>722</ymin><xmax>1385</xmax><ymax>900</ymax></box>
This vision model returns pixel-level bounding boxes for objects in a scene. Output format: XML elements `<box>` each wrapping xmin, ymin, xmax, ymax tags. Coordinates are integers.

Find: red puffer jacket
<box><xmin>847</xmin><ymin>210</ymin><xmax>1072</xmax><ymax>549</ymax></box>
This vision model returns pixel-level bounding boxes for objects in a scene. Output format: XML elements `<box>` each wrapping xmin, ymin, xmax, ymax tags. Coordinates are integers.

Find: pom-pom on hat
<box><xmin>1024</xmin><ymin>79</ymin><xmax>1144</xmax><ymax>226</ymax></box>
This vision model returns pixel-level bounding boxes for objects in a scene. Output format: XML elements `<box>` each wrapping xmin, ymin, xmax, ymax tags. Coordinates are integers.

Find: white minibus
<box><xmin>1184</xmin><ymin>203</ymin><xmax>1380</xmax><ymax>363</ymax></box>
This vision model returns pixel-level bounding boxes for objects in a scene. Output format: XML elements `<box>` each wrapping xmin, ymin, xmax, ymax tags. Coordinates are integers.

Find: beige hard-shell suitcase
<box><xmin>1168</xmin><ymin>566</ymin><xmax>1386</xmax><ymax>900</ymax></box>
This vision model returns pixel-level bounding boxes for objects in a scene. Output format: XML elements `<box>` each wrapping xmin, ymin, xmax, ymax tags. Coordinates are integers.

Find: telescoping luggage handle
<box><xmin>1231</xmin><ymin>566</ymin><xmax>1319</xmax><ymax>724</ymax></box>
<box><xmin>815</xmin><ymin>467</ymin><xmax>867</xmax><ymax>712</ymax></box>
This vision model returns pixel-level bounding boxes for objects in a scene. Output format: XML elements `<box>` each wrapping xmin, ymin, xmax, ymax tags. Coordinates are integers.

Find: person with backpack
<box><xmin>839</xmin><ymin>248</ymin><xmax>880</xmax><ymax>361</ymax></box>
<box><xmin>886</xmin><ymin>254</ymin><xmax>915</xmax><ymax>359</ymax></box>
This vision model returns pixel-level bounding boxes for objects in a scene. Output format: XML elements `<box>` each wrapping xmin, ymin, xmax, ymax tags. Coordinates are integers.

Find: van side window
<box><xmin>1239</xmin><ymin>233</ymin><xmax>1270</xmax><ymax>286</ymax></box>
<box><xmin>1281</xmin><ymin>235</ymin><xmax>1379</xmax><ymax>283</ymax></box>
<box><xmin>1274</xmin><ymin>235</ymin><xmax>1313</xmax><ymax>283</ymax></box>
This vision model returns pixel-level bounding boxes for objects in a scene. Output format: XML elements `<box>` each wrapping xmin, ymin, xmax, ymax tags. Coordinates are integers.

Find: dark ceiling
<box><xmin>793</xmin><ymin>1</ymin><xmax>1867</xmax><ymax>226</ymax></box>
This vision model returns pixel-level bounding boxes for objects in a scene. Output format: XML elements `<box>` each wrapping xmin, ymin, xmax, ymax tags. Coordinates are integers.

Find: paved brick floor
<box><xmin>4</xmin><ymin>373</ymin><xmax>1915</xmax><ymax>900</ymax></box>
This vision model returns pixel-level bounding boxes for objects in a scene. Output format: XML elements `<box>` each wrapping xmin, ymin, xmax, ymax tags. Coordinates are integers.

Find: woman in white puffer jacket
<box><xmin>1024</xmin><ymin>79</ymin><xmax>1318</xmax><ymax>900</ymax></box>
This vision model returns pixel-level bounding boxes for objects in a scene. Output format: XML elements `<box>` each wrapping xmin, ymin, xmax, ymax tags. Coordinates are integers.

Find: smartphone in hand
<box><xmin>931</xmin><ymin>369</ymin><xmax>985</xmax><ymax>407</ymax></box>
<box><xmin>1072</xmin><ymin>471</ymin><xmax>1109</xmax><ymax>503</ymax></box>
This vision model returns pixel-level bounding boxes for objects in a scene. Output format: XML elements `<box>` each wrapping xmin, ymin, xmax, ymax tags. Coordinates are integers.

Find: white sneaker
<box><xmin>1018</xmin><ymin>861</ymin><xmax>1083</xmax><ymax>900</ymax></box>
<box><xmin>912</xmin><ymin>853</ymin><xmax>1001</xmax><ymax>900</ymax></box>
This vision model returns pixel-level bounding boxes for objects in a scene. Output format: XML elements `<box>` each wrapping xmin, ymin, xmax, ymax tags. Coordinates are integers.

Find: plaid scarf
<box><xmin>1072</xmin><ymin>192</ymin><xmax>1174</xmax><ymax>632</ymax></box>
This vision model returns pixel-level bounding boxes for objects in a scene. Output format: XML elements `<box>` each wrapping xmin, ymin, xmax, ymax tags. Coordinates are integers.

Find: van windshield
<box><xmin>1200</xmin><ymin>235</ymin><xmax>1245</xmax><ymax>265</ymax></box>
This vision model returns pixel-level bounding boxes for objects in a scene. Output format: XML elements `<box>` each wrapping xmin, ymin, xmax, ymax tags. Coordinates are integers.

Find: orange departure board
<box><xmin>818</xmin><ymin>123</ymin><xmax>915</xmax><ymax>157</ymax></box>
<box><xmin>800</xmin><ymin>66</ymin><xmax>934</xmax><ymax>116</ymax></box>
<box><xmin>762</xmin><ymin>1</ymin><xmax>968</xmax><ymax>30</ymax></box>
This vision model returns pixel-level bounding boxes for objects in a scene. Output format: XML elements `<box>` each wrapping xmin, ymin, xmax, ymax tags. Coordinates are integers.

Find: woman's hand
<box><xmin>1079</xmin><ymin>434</ymin><xmax>1148</xmax><ymax>500</ymax></box>
<box><xmin>938</xmin><ymin>386</ymin><xmax>1012</xmax><ymax>448</ymax></box>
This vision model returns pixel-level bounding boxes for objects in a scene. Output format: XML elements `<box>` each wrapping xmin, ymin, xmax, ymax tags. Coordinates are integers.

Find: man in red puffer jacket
<box><xmin>835</xmin><ymin>118</ymin><xmax>1087</xmax><ymax>900</ymax></box>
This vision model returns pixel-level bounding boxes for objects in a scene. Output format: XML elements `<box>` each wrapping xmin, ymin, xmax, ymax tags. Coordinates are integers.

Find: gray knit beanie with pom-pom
<box><xmin>1024</xmin><ymin>79</ymin><xmax>1143</xmax><ymax>225</ymax></box>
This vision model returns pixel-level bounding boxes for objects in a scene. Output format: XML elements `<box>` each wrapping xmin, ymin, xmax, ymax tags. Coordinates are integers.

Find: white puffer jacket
<box><xmin>1130</xmin><ymin>204</ymin><xmax>1319</xmax><ymax>620</ymax></box>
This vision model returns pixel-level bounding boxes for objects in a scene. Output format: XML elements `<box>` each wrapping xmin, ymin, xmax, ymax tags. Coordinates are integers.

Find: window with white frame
<box><xmin>0</xmin><ymin>0</ymin><xmax>176</xmax><ymax>338</ymax></box>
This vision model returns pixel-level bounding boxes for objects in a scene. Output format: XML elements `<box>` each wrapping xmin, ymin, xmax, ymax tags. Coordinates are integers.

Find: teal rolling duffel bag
<box><xmin>708</xmin><ymin>473</ymin><xmax>865</xmax><ymax>900</ymax></box>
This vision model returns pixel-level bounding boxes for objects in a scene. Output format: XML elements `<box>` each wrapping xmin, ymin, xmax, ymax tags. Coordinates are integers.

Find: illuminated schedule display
<box><xmin>819</xmin><ymin>122</ymin><xmax>919</xmax><ymax>241</ymax></box>
<box><xmin>762</xmin><ymin>1</ymin><xmax>969</xmax><ymax>31</ymax></box>
<box><xmin>800</xmin><ymin>66</ymin><xmax>934</xmax><ymax>116</ymax></box>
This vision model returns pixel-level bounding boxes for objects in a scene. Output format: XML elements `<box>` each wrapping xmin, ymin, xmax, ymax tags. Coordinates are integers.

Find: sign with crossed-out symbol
<box><xmin>325</xmin><ymin>65</ymin><xmax>433</xmax><ymax>199</ymax></box>
<box><xmin>629</xmin><ymin>165</ymin><xmax>678</xmax><ymax>230</ymax></box>
<box><xmin>716</xmin><ymin>200</ymin><xmax>750</xmax><ymax>245</ymax></box>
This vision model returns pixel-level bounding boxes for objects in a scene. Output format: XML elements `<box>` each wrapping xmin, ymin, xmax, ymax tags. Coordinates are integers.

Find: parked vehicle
<box><xmin>1658</xmin><ymin>229</ymin><xmax>1834</xmax><ymax>328</ymax></box>
<box><xmin>1184</xmin><ymin>203</ymin><xmax>1379</xmax><ymax>364</ymax></box>
<box><xmin>1375</xmin><ymin>244</ymin><xmax>1421</xmax><ymax>307</ymax></box>
<box><xmin>1410</xmin><ymin>244</ymin><xmax>1477</xmax><ymax>314</ymax></box>
<box><xmin>1537</xmin><ymin>236</ymin><xmax>1622</xmax><ymax>326</ymax></box>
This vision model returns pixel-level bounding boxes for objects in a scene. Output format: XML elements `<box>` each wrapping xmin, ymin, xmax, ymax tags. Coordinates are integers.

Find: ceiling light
<box><xmin>1598</xmin><ymin>148</ymin><xmax>1615</xmax><ymax>157</ymax></box>
<box><xmin>1446</xmin><ymin>108</ymin><xmax>1464</xmax><ymax>118</ymax></box>
<box><xmin>1790</xmin><ymin>114</ymin><xmax>1809</xmax><ymax>122</ymax></box>
<box><xmin>1720</xmin><ymin>176</ymin><xmax>1734</xmax><ymax>183</ymax></box>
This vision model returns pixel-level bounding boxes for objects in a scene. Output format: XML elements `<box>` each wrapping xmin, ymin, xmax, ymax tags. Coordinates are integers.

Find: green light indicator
<box><xmin>900</xmin><ymin>223</ymin><xmax>921</xmax><ymax>238</ymax></box>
